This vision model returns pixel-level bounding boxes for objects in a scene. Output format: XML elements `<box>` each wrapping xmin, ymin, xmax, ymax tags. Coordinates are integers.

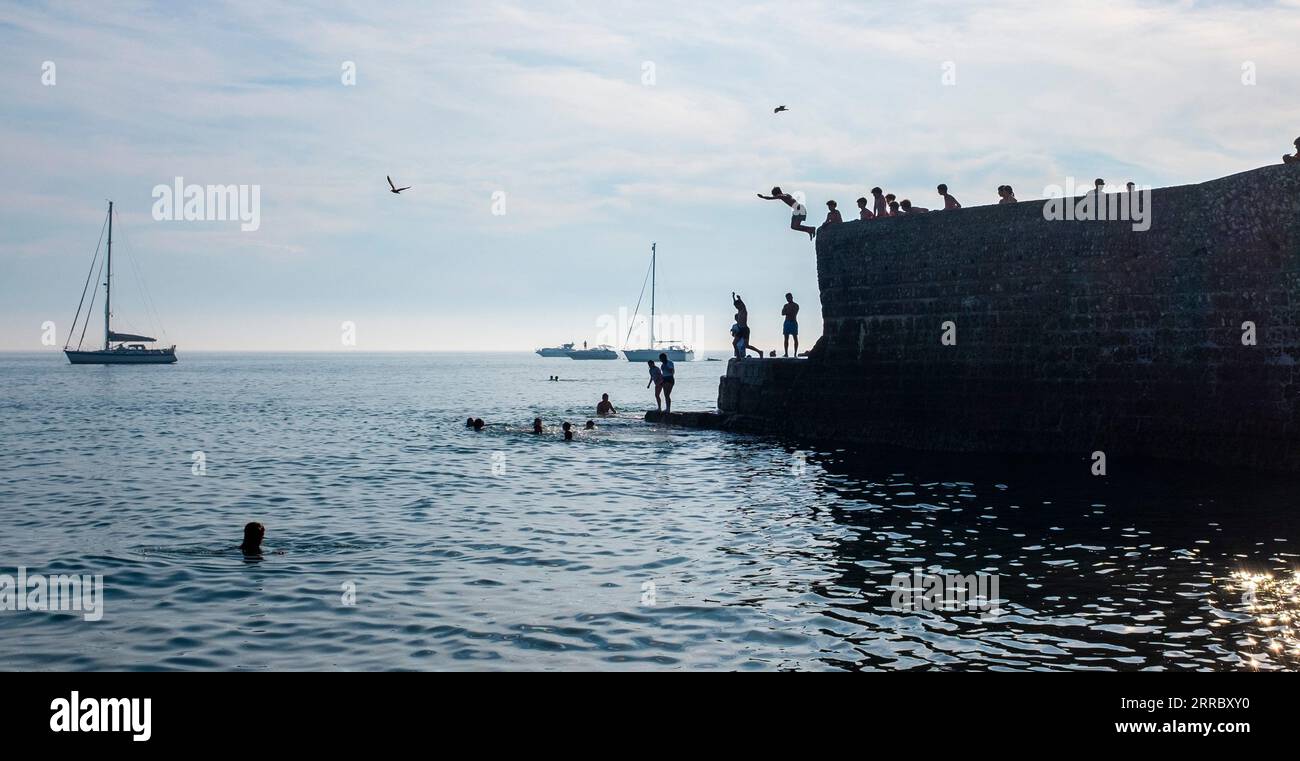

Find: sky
<box><xmin>1</xmin><ymin>0</ymin><xmax>1297</xmax><ymax>352</ymax></box>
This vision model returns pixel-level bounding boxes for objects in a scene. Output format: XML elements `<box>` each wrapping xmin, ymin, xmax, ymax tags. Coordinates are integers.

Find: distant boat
<box><xmin>621</xmin><ymin>243</ymin><xmax>694</xmax><ymax>362</ymax></box>
<box><xmin>566</xmin><ymin>344</ymin><xmax>619</xmax><ymax>360</ymax></box>
<box><xmin>536</xmin><ymin>342</ymin><xmax>575</xmax><ymax>357</ymax></box>
<box><xmin>64</xmin><ymin>202</ymin><xmax>177</xmax><ymax>365</ymax></box>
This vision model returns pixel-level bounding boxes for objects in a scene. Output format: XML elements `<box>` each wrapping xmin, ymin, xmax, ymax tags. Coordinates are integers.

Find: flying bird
<box><xmin>387</xmin><ymin>176</ymin><xmax>411</xmax><ymax>194</ymax></box>
<box><xmin>773</xmin><ymin>105</ymin><xmax>789</xmax><ymax>114</ymax></box>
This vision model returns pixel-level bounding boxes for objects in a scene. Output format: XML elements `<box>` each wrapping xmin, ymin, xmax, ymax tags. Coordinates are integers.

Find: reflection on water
<box><xmin>0</xmin><ymin>352</ymin><xmax>1297</xmax><ymax>670</ymax></box>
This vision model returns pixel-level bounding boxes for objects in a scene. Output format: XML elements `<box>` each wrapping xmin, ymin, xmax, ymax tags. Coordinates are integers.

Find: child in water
<box><xmin>240</xmin><ymin>522</ymin><xmax>265</xmax><ymax>555</ymax></box>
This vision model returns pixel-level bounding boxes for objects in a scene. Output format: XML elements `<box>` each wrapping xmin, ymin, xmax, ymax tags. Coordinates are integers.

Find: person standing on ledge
<box><xmin>756</xmin><ymin>187</ymin><xmax>816</xmax><ymax>240</ymax></box>
<box><xmin>937</xmin><ymin>184</ymin><xmax>961</xmax><ymax>209</ymax></box>
<box><xmin>781</xmin><ymin>293</ymin><xmax>800</xmax><ymax>357</ymax></box>
<box><xmin>659</xmin><ymin>353</ymin><xmax>675</xmax><ymax>414</ymax></box>
<box><xmin>1284</xmin><ymin>137</ymin><xmax>1300</xmax><ymax>164</ymax></box>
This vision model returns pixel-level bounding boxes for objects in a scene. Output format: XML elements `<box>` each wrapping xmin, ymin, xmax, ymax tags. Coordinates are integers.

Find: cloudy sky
<box><xmin>1</xmin><ymin>0</ymin><xmax>1297</xmax><ymax>352</ymax></box>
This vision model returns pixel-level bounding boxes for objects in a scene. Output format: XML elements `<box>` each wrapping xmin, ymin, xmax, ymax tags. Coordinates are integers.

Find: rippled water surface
<box><xmin>2</xmin><ymin>352</ymin><xmax>1298</xmax><ymax>671</ymax></box>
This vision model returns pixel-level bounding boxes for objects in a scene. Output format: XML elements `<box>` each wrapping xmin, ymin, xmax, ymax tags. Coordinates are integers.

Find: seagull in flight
<box><xmin>773</xmin><ymin>105</ymin><xmax>789</xmax><ymax>114</ymax></box>
<box><xmin>387</xmin><ymin>175</ymin><xmax>411</xmax><ymax>194</ymax></box>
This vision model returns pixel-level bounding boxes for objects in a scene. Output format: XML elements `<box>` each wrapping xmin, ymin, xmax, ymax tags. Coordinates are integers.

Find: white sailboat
<box><xmin>622</xmin><ymin>243</ymin><xmax>694</xmax><ymax>362</ymax></box>
<box><xmin>64</xmin><ymin>202</ymin><xmax>177</xmax><ymax>365</ymax></box>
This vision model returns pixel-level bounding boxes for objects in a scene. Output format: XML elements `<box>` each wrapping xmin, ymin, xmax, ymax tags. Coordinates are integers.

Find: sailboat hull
<box><xmin>623</xmin><ymin>348</ymin><xmax>693</xmax><ymax>362</ymax></box>
<box><xmin>65</xmin><ymin>348</ymin><xmax>177</xmax><ymax>365</ymax></box>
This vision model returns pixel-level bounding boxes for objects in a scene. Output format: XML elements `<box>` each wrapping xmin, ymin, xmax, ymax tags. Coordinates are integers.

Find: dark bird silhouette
<box><xmin>773</xmin><ymin>105</ymin><xmax>788</xmax><ymax>114</ymax></box>
<box><xmin>387</xmin><ymin>176</ymin><xmax>411</xmax><ymax>194</ymax></box>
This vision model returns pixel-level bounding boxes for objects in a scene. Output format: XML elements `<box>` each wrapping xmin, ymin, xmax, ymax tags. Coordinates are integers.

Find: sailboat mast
<box><xmin>650</xmin><ymin>242</ymin><xmax>655</xmax><ymax>347</ymax></box>
<box><xmin>104</xmin><ymin>201</ymin><xmax>113</xmax><ymax>350</ymax></box>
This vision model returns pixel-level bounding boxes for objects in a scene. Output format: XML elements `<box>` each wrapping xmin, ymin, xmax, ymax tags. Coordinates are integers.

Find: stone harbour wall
<box><xmin>717</xmin><ymin>163</ymin><xmax>1300</xmax><ymax>472</ymax></box>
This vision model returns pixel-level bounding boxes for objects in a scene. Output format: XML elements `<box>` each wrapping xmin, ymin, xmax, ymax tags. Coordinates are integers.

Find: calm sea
<box><xmin>1</xmin><ymin>351</ymin><xmax>1297</xmax><ymax>671</ymax></box>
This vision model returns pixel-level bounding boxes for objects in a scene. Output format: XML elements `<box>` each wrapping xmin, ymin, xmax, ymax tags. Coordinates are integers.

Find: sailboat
<box><xmin>64</xmin><ymin>202</ymin><xmax>178</xmax><ymax>365</ymax></box>
<box><xmin>622</xmin><ymin>243</ymin><xmax>694</xmax><ymax>362</ymax></box>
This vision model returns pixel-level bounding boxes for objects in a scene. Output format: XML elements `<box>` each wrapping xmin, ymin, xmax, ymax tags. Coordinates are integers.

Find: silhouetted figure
<box><xmin>900</xmin><ymin>199</ymin><xmax>929</xmax><ymax>213</ymax></box>
<box><xmin>871</xmin><ymin>187</ymin><xmax>887</xmax><ymax>218</ymax></box>
<box><xmin>466</xmin><ymin>417</ymin><xmax>475</xmax><ymax>428</ymax></box>
<box><xmin>856</xmin><ymin>197</ymin><xmax>874</xmax><ymax>220</ymax></box>
<box><xmin>938</xmin><ymin>184</ymin><xmax>961</xmax><ymax>209</ymax></box>
<box><xmin>472</xmin><ymin>418</ymin><xmax>485</xmax><ymax>431</ymax></box>
<box><xmin>773</xmin><ymin>105</ymin><xmax>789</xmax><ymax>114</ymax></box>
<box><xmin>1094</xmin><ymin>178</ymin><xmax>1106</xmax><ymax>197</ymax></box>
<box><xmin>533</xmin><ymin>417</ymin><xmax>544</xmax><ymax>434</ymax></box>
<box><xmin>1285</xmin><ymin>137</ymin><xmax>1300</xmax><ymax>164</ymax></box>
<box><xmin>240</xmin><ymin>522</ymin><xmax>265</xmax><ymax>555</ymax></box>
<box><xmin>1126</xmin><ymin>182</ymin><xmax>1136</xmax><ymax>192</ymax></box>
<box><xmin>646</xmin><ymin>360</ymin><xmax>664</xmax><ymax>411</ymax></box>
<box><xmin>781</xmin><ymin>292</ymin><xmax>800</xmax><ymax>357</ymax></box>
<box><xmin>998</xmin><ymin>185</ymin><xmax>1018</xmax><ymax>204</ymax></box>
<box><xmin>659</xmin><ymin>353</ymin><xmax>675</xmax><ymax>413</ymax></box>
<box><xmin>562</xmin><ymin>422</ymin><xmax>573</xmax><ymax>441</ymax></box>
<box><xmin>757</xmin><ymin>187</ymin><xmax>816</xmax><ymax>240</ymax></box>
<box><xmin>732</xmin><ymin>293</ymin><xmax>763</xmax><ymax>358</ymax></box>
<box><xmin>888</xmin><ymin>200</ymin><xmax>901</xmax><ymax>215</ymax></box>
<box><xmin>585</xmin><ymin>420</ymin><xmax>596</xmax><ymax>430</ymax></box>
<box><xmin>597</xmin><ymin>393</ymin><xmax>617</xmax><ymax>415</ymax></box>
<box><xmin>731</xmin><ymin>316</ymin><xmax>745</xmax><ymax>359</ymax></box>
<box><xmin>387</xmin><ymin>176</ymin><xmax>411</xmax><ymax>194</ymax></box>
<box><xmin>821</xmin><ymin>200</ymin><xmax>843</xmax><ymax>228</ymax></box>
<box><xmin>885</xmin><ymin>193</ymin><xmax>897</xmax><ymax>215</ymax></box>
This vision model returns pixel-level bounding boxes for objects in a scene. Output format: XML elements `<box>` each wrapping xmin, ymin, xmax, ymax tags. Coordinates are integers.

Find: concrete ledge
<box><xmin>643</xmin><ymin>410</ymin><xmax>728</xmax><ymax>428</ymax></box>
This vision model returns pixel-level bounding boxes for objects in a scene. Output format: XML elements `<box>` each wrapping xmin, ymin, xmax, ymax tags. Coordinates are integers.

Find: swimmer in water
<box><xmin>532</xmin><ymin>417</ymin><xmax>543</xmax><ymax>434</ymax></box>
<box><xmin>562</xmin><ymin>422</ymin><xmax>574</xmax><ymax>441</ymax></box>
<box><xmin>585</xmin><ymin>420</ymin><xmax>596</xmax><ymax>430</ymax></box>
<box><xmin>465</xmin><ymin>417</ymin><xmax>475</xmax><ymax>428</ymax></box>
<box><xmin>596</xmin><ymin>393</ymin><xmax>617</xmax><ymax>416</ymax></box>
<box><xmin>472</xmin><ymin>418</ymin><xmax>485</xmax><ymax>431</ymax></box>
<box><xmin>240</xmin><ymin>522</ymin><xmax>265</xmax><ymax>555</ymax></box>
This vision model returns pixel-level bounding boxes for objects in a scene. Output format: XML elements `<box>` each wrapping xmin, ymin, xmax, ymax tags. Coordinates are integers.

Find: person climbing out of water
<box><xmin>597</xmin><ymin>393</ymin><xmax>617</xmax><ymax>416</ymax></box>
<box><xmin>646</xmin><ymin>360</ymin><xmax>664</xmax><ymax>411</ymax></box>
<box><xmin>937</xmin><ymin>184</ymin><xmax>961</xmax><ymax>209</ymax></box>
<box><xmin>756</xmin><ymin>186</ymin><xmax>816</xmax><ymax>240</ymax></box>
<box><xmin>585</xmin><ymin>420</ymin><xmax>596</xmax><ymax>430</ymax></box>
<box><xmin>1285</xmin><ymin>137</ymin><xmax>1300</xmax><ymax>164</ymax></box>
<box><xmin>871</xmin><ymin>187</ymin><xmax>888</xmax><ymax>218</ymax></box>
<box><xmin>240</xmin><ymin>522</ymin><xmax>265</xmax><ymax>555</ymax></box>
<box><xmin>856</xmin><ymin>197</ymin><xmax>874</xmax><ymax>220</ymax></box>
<box><xmin>781</xmin><ymin>292</ymin><xmax>800</xmax><ymax>357</ymax></box>
<box><xmin>562</xmin><ymin>422</ymin><xmax>574</xmax><ymax>441</ymax></box>
<box><xmin>532</xmin><ymin>417</ymin><xmax>544</xmax><ymax>434</ymax></box>
<box><xmin>899</xmin><ymin>199</ymin><xmax>929</xmax><ymax>214</ymax></box>
<box><xmin>732</xmin><ymin>293</ymin><xmax>763</xmax><ymax>358</ymax></box>
<box><xmin>659</xmin><ymin>353</ymin><xmax>675</xmax><ymax>413</ymax></box>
